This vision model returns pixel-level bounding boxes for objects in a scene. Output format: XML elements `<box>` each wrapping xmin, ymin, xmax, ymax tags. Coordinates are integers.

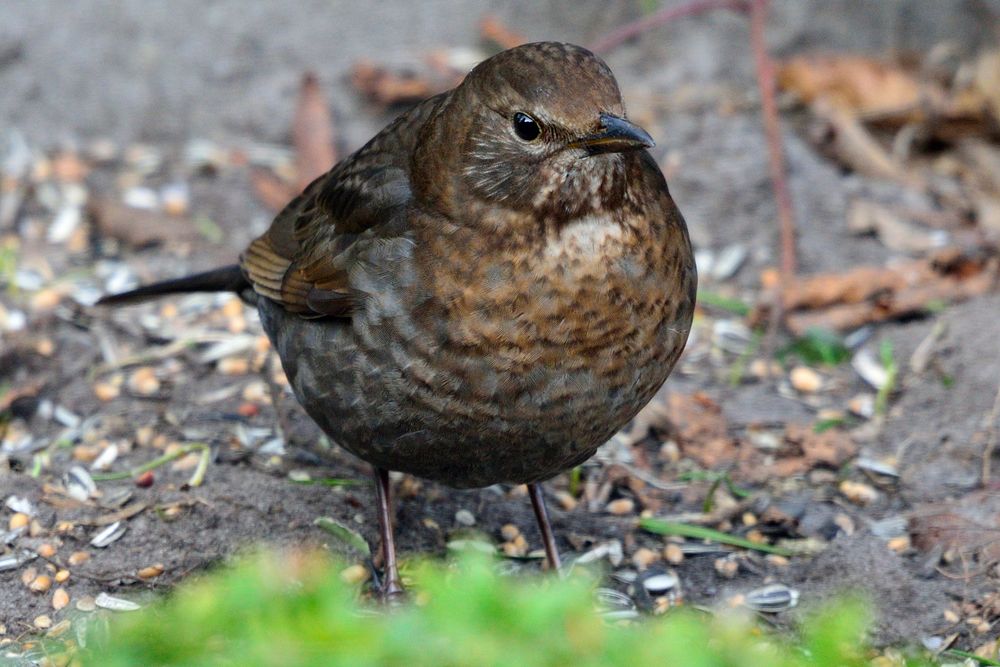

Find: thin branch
<box><xmin>589</xmin><ymin>0</ymin><xmax>750</xmax><ymax>54</ymax></box>
<box><xmin>749</xmin><ymin>0</ymin><xmax>797</xmax><ymax>279</ymax></box>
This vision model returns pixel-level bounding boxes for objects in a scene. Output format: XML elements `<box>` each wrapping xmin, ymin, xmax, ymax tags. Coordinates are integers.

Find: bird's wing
<box><xmin>240</xmin><ymin>93</ymin><xmax>447</xmax><ymax>317</ymax></box>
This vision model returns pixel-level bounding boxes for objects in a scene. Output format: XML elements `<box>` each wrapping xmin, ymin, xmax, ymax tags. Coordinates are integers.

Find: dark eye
<box><xmin>512</xmin><ymin>112</ymin><xmax>541</xmax><ymax>141</ymax></box>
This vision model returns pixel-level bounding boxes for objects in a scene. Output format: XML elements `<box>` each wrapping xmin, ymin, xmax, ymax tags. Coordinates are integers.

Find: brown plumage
<box><xmin>99</xmin><ymin>42</ymin><xmax>697</xmax><ymax>598</ymax></box>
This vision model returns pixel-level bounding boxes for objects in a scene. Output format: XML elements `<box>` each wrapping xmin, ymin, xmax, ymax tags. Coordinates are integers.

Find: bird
<box><xmin>99</xmin><ymin>41</ymin><xmax>697</xmax><ymax>600</ymax></box>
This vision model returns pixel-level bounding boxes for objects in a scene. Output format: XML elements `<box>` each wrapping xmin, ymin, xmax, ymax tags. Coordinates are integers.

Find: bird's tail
<box><xmin>96</xmin><ymin>265</ymin><xmax>250</xmax><ymax>306</ymax></box>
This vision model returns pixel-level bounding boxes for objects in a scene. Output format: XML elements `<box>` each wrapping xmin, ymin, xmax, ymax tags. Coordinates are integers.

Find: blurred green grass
<box><xmin>67</xmin><ymin>551</ymin><xmax>934</xmax><ymax>667</ymax></box>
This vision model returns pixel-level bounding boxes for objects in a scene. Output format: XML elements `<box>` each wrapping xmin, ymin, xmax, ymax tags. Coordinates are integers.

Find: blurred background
<box><xmin>2</xmin><ymin>1</ymin><xmax>1000</xmax><ymax>658</ymax></box>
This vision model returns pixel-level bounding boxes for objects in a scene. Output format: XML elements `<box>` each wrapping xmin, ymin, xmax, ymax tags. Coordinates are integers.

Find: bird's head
<box><xmin>414</xmin><ymin>42</ymin><xmax>654</xmax><ymax>225</ymax></box>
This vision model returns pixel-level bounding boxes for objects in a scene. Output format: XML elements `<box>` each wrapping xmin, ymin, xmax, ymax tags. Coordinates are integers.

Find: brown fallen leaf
<box><xmin>847</xmin><ymin>199</ymin><xmax>947</xmax><ymax>255</ymax></box>
<box><xmin>816</xmin><ymin>103</ymin><xmax>921</xmax><ymax>187</ymax></box>
<box><xmin>250</xmin><ymin>168</ymin><xmax>296</xmax><ymax>213</ymax></box>
<box><xmin>293</xmin><ymin>72</ymin><xmax>337</xmax><ymax>191</ymax></box>
<box><xmin>88</xmin><ymin>197</ymin><xmax>198</xmax><ymax>249</ymax></box>
<box><xmin>662</xmin><ymin>392</ymin><xmax>736</xmax><ymax>468</ymax></box>
<box><xmin>778</xmin><ymin>54</ymin><xmax>924</xmax><ymax>120</ymax></box>
<box><xmin>479</xmin><ymin>15</ymin><xmax>527</xmax><ymax>50</ymax></box>
<box><xmin>910</xmin><ymin>489</ymin><xmax>1000</xmax><ymax>566</ymax></box>
<box><xmin>350</xmin><ymin>59</ymin><xmax>439</xmax><ymax>107</ymax></box>
<box><xmin>783</xmin><ymin>423</ymin><xmax>856</xmax><ymax>468</ymax></box>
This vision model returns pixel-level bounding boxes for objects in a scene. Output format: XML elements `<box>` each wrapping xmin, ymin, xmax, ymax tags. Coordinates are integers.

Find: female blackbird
<box><xmin>100</xmin><ymin>42</ymin><xmax>697</xmax><ymax>599</ymax></box>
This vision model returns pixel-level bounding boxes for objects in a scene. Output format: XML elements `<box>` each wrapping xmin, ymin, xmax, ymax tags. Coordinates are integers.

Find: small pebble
<box><xmin>52</xmin><ymin>588</ymin><xmax>69</xmax><ymax>610</ymax></box>
<box><xmin>454</xmin><ymin>509</ymin><xmax>476</xmax><ymax>527</ymax></box>
<box><xmin>135</xmin><ymin>471</ymin><xmax>155</xmax><ymax>488</ymax></box>
<box><xmin>790</xmin><ymin>366</ymin><xmax>822</xmax><ymax>393</ymax></box>
<box><xmin>339</xmin><ymin>564</ymin><xmax>369</xmax><ymax>584</ymax></box>
<box><xmin>606</xmin><ymin>498</ymin><xmax>635</xmax><ymax>515</ymax></box>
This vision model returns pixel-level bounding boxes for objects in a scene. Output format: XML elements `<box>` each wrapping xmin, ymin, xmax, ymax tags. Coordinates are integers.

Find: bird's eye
<box><xmin>512</xmin><ymin>112</ymin><xmax>541</xmax><ymax>141</ymax></box>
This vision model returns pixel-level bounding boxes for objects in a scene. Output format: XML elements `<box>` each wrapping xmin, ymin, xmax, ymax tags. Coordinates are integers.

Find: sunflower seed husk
<box><xmin>711</xmin><ymin>243</ymin><xmax>748</xmax><ymax>281</ymax></box>
<box><xmin>852</xmin><ymin>348</ymin><xmax>889</xmax><ymax>390</ymax></box>
<box><xmin>95</xmin><ymin>592</ymin><xmax>141</xmax><ymax>612</ymax></box>
<box><xmin>65</xmin><ymin>465</ymin><xmax>97</xmax><ymax>502</ymax></box>
<box><xmin>5</xmin><ymin>495</ymin><xmax>34</xmax><ymax>515</ymax></box>
<box><xmin>595</xmin><ymin>587</ymin><xmax>636</xmax><ymax>613</ymax></box>
<box><xmin>0</xmin><ymin>550</ymin><xmax>35</xmax><ymax>571</ymax></box>
<box><xmin>642</xmin><ymin>572</ymin><xmax>679</xmax><ymax>596</ymax></box>
<box><xmin>90</xmin><ymin>521</ymin><xmax>126</xmax><ymax>548</ymax></box>
<box><xmin>743</xmin><ymin>583</ymin><xmax>800</xmax><ymax>612</ymax></box>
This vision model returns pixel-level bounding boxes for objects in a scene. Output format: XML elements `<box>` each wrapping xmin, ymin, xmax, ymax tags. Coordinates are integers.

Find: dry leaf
<box><xmin>293</xmin><ymin>72</ymin><xmax>337</xmax><ymax>191</ymax></box>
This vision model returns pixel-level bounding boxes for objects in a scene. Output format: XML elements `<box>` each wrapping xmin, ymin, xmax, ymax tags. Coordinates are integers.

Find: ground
<box><xmin>2</xmin><ymin>1</ymin><xmax>1000</xmax><ymax>661</ymax></box>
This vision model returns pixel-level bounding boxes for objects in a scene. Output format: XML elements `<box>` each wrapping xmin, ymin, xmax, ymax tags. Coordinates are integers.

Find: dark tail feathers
<box><xmin>96</xmin><ymin>265</ymin><xmax>250</xmax><ymax>306</ymax></box>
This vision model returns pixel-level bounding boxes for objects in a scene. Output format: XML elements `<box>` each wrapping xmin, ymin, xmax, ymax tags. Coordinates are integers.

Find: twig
<box><xmin>588</xmin><ymin>0</ymin><xmax>749</xmax><ymax>54</ymax></box>
<box><xmin>980</xmin><ymin>379</ymin><xmax>1000</xmax><ymax>485</ymax></box>
<box><xmin>749</xmin><ymin>0</ymin><xmax>796</xmax><ymax>279</ymax></box>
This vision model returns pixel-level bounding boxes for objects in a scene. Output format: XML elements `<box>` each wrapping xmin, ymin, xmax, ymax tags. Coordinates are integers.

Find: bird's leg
<box><xmin>528</xmin><ymin>482</ymin><xmax>562</xmax><ymax>573</ymax></box>
<box><xmin>373</xmin><ymin>466</ymin><xmax>405</xmax><ymax>601</ymax></box>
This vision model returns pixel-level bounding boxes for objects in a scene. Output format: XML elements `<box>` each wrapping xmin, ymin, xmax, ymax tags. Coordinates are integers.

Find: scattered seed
<box><xmin>127</xmin><ymin>367</ymin><xmax>161</xmax><ymax>396</ymax></box>
<box><xmin>790</xmin><ymin>366</ymin><xmax>823</xmax><ymax>393</ymax></box>
<box><xmin>21</xmin><ymin>567</ymin><xmax>38</xmax><ymax>586</ymax></box>
<box><xmin>95</xmin><ymin>592</ymin><xmax>141</xmax><ymax>611</ymax></box>
<box><xmin>339</xmin><ymin>564</ymin><xmax>369</xmax><ymax>584</ymax></box>
<box><xmin>765</xmin><ymin>554</ymin><xmax>790</xmax><ymax>567</ymax></box>
<box><xmin>839</xmin><ymin>480</ymin><xmax>879</xmax><ymax>505</ymax></box>
<box><xmin>663</xmin><ymin>543</ymin><xmax>684</xmax><ymax>564</ymax></box>
<box><xmin>744</xmin><ymin>583</ymin><xmax>800</xmax><ymax>612</ymax></box>
<box><xmin>847</xmin><ymin>393</ymin><xmax>875</xmax><ymax>419</ymax></box>
<box><xmin>91</xmin><ymin>443</ymin><xmax>119</xmax><ymax>471</ymax></box>
<box><xmin>6</xmin><ymin>496</ymin><xmax>34</xmax><ymax>515</ymax></box>
<box><xmin>52</xmin><ymin>588</ymin><xmax>69</xmax><ymax>610</ymax></box>
<box><xmin>65</xmin><ymin>465</ymin><xmax>97</xmax><ymax>502</ymax></box>
<box><xmin>642</xmin><ymin>572</ymin><xmax>679</xmax><ymax>596</ymax></box>
<box><xmin>68</xmin><ymin>551</ymin><xmax>90</xmax><ymax>566</ymax></box>
<box><xmin>8</xmin><ymin>513</ymin><xmax>29</xmax><ymax>530</ymax></box>
<box><xmin>75</xmin><ymin>596</ymin><xmax>97</xmax><ymax>612</ymax></box>
<box><xmin>217</xmin><ymin>357</ymin><xmax>250</xmax><ymax>375</ymax></box>
<box><xmin>943</xmin><ymin>609</ymin><xmax>960</xmax><ymax>624</ymax></box>
<box><xmin>137</xmin><ymin>563</ymin><xmax>164</xmax><ymax>579</ymax></box>
<box><xmin>55</xmin><ymin>569</ymin><xmax>70</xmax><ymax>583</ymax></box>
<box><xmin>500</xmin><ymin>524</ymin><xmax>521</xmax><ymax>541</ymax></box>
<box><xmin>714</xmin><ymin>556</ymin><xmax>739</xmax><ymax>579</ymax></box>
<box><xmin>33</xmin><ymin>614</ymin><xmax>52</xmax><ymax>630</ymax></box>
<box><xmin>0</xmin><ymin>551</ymin><xmax>35</xmax><ymax>571</ymax></box>
<box><xmin>45</xmin><ymin>618</ymin><xmax>71</xmax><ymax>638</ymax></box>
<box><xmin>607</xmin><ymin>498</ymin><xmax>635</xmax><ymax>515</ymax></box>
<box><xmin>632</xmin><ymin>547</ymin><xmax>659</xmax><ymax>569</ymax></box>
<box><xmin>135</xmin><ymin>471</ymin><xmax>155</xmax><ymax>488</ymax></box>
<box><xmin>29</xmin><ymin>574</ymin><xmax>52</xmax><ymax>593</ymax></box>
<box><xmin>90</xmin><ymin>520</ymin><xmax>127</xmax><ymax>548</ymax></box>
<box><xmin>92</xmin><ymin>382</ymin><xmax>120</xmax><ymax>402</ymax></box>
<box><xmin>554</xmin><ymin>490</ymin><xmax>577</xmax><ymax>511</ymax></box>
<box><xmin>887</xmin><ymin>536</ymin><xmax>911</xmax><ymax>553</ymax></box>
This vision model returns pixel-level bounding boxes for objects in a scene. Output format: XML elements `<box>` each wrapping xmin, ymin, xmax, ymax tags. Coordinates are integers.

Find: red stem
<box><xmin>749</xmin><ymin>0</ymin><xmax>797</xmax><ymax>279</ymax></box>
<box><xmin>589</xmin><ymin>0</ymin><xmax>750</xmax><ymax>54</ymax></box>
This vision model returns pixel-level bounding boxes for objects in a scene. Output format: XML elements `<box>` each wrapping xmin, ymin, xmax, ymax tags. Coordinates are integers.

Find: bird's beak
<box><xmin>569</xmin><ymin>113</ymin><xmax>655</xmax><ymax>155</ymax></box>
